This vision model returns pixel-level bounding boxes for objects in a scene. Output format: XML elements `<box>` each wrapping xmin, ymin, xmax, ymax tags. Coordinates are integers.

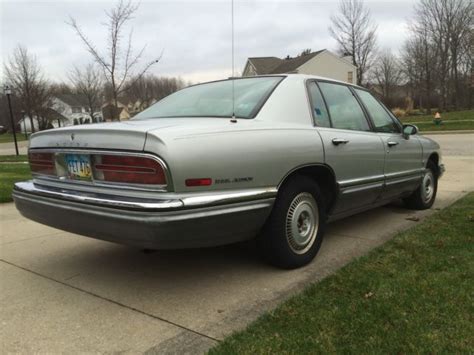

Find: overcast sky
<box><xmin>1</xmin><ymin>0</ymin><xmax>416</xmax><ymax>84</ymax></box>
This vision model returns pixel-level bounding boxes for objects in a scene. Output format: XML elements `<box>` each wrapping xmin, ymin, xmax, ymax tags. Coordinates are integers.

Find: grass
<box><xmin>0</xmin><ymin>155</ymin><xmax>28</xmax><ymax>162</ymax></box>
<box><xmin>0</xmin><ymin>162</ymin><xmax>31</xmax><ymax>203</ymax></box>
<box><xmin>401</xmin><ymin>109</ymin><xmax>474</xmax><ymax>132</ymax></box>
<box><xmin>402</xmin><ymin>109</ymin><xmax>473</xmax><ymax>123</ymax></box>
<box><xmin>210</xmin><ymin>193</ymin><xmax>474</xmax><ymax>354</ymax></box>
<box><xmin>416</xmin><ymin>120</ymin><xmax>474</xmax><ymax>132</ymax></box>
<box><xmin>0</xmin><ymin>133</ymin><xmax>28</xmax><ymax>144</ymax></box>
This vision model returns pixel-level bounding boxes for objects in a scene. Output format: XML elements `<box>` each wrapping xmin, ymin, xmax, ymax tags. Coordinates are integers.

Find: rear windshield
<box><xmin>133</xmin><ymin>76</ymin><xmax>283</xmax><ymax>119</ymax></box>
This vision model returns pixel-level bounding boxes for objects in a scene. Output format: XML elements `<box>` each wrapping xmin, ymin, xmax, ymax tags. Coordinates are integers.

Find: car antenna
<box><xmin>230</xmin><ymin>0</ymin><xmax>236</xmax><ymax>122</ymax></box>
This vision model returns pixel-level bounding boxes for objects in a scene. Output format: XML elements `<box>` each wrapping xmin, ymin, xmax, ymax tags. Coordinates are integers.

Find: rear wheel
<box><xmin>258</xmin><ymin>176</ymin><xmax>326</xmax><ymax>269</ymax></box>
<box><xmin>403</xmin><ymin>161</ymin><xmax>438</xmax><ymax>210</ymax></box>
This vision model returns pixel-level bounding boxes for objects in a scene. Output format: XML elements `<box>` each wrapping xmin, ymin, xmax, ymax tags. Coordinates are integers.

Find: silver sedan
<box><xmin>13</xmin><ymin>75</ymin><xmax>444</xmax><ymax>269</ymax></box>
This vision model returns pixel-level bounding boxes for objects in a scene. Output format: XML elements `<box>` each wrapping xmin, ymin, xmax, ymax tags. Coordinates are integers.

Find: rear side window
<box><xmin>308</xmin><ymin>82</ymin><xmax>331</xmax><ymax>127</ymax></box>
<box><xmin>318</xmin><ymin>82</ymin><xmax>370</xmax><ymax>131</ymax></box>
<box><xmin>355</xmin><ymin>89</ymin><xmax>400</xmax><ymax>133</ymax></box>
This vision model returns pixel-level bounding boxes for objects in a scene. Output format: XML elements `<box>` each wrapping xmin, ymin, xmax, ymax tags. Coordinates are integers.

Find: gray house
<box><xmin>242</xmin><ymin>49</ymin><xmax>357</xmax><ymax>84</ymax></box>
<box><xmin>51</xmin><ymin>94</ymin><xmax>103</xmax><ymax>125</ymax></box>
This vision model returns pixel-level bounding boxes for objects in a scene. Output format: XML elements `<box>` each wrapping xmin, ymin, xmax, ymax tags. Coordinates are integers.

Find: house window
<box><xmin>347</xmin><ymin>71</ymin><xmax>353</xmax><ymax>83</ymax></box>
<box><xmin>72</xmin><ymin>107</ymin><xmax>82</xmax><ymax>114</ymax></box>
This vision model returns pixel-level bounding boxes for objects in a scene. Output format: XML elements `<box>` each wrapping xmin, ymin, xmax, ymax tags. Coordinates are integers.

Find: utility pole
<box><xmin>4</xmin><ymin>85</ymin><xmax>19</xmax><ymax>156</ymax></box>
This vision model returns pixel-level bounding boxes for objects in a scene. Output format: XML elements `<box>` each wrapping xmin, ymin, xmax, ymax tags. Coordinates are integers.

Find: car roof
<box><xmin>246</xmin><ymin>73</ymin><xmax>363</xmax><ymax>89</ymax></box>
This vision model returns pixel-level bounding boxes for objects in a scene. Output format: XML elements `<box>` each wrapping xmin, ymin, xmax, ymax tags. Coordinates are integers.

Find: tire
<box><xmin>257</xmin><ymin>175</ymin><xmax>326</xmax><ymax>269</ymax></box>
<box><xmin>403</xmin><ymin>161</ymin><xmax>438</xmax><ymax>210</ymax></box>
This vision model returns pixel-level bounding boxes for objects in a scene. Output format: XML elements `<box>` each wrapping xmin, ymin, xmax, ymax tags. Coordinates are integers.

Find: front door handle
<box><xmin>332</xmin><ymin>138</ymin><xmax>349</xmax><ymax>145</ymax></box>
<box><xmin>387</xmin><ymin>141</ymin><xmax>399</xmax><ymax>147</ymax></box>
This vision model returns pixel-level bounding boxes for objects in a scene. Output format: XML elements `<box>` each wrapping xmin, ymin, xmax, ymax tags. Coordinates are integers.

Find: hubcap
<box><xmin>422</xmin><ymin>170</ymin><xmax>434</xmax><ymax>203</ymax></box>
<box><xmin>286</xmin><ymin>192</ymin><xmax>319</xmax><ymax>254</ymax></box>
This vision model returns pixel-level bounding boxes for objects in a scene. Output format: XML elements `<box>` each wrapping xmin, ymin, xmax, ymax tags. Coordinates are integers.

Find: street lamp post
<box><xmin>4</xmin><ymin>85</ymin><xmax>19</xmax><ymax>156</ymax></box>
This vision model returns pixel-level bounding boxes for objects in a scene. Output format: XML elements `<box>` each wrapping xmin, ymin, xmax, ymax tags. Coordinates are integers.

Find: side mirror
<box><xmin>403</xmin><ymin>124</ymin><xmax>418</xmax><ymax>138</ymax></box>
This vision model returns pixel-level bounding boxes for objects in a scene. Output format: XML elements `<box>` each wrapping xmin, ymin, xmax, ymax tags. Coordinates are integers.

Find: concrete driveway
<box><xmin>1</xmin><ymin>133</ymin><xmax>473</xmax><ymax>353</ymax></box>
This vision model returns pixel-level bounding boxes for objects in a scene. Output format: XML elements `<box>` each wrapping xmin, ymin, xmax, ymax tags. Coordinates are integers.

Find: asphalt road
<box><xmin>1</xmin><ymin>133</ymin><xmax>473</xmax><ymax>353</ymax></box>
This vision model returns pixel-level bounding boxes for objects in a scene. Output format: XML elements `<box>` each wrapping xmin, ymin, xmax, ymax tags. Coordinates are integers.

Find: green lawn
<box><xmin>0</xmin><ymin>155</ymin><xmax>28</xmax><ymax>163</ymax></box>
<box><xmin>399</xmin><ymin>110</ymin><xmax>474</xmax><ymax>132</ymax></box>
<box><xmin>0</xmin><ymin>162</ymin><xmax>31</xmax><ymax>203</ymax></box>
<box><xmin>0</xmin><ymin>133</ymin><xmax>28</xmax><ymax>144</ymax></box>
<box><xmin>416</xmin><ymin>120</ymin><xmax>474</xmax><ymax>132</ymax></box>
<box><xmin>402</xmin><ymin>109</ymin><xmax>474</xmax><ymax>123</ymax></box>
<box><xmin>210</xmin><ymin>193</ymin><xmax>474</xmax><ymax>354</ymax></box>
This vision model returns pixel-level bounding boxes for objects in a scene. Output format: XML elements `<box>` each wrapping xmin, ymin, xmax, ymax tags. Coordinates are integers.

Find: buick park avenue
<box><xmin>13</xmin><ymin>75</ymin><xmax>444</xmax><ymax>269</ymax></box>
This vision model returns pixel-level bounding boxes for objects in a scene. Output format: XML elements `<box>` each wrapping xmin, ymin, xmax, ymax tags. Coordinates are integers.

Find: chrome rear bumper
<box><xmin>13</xmin><ymin>181</ymin><xmax>277</xmax><ymax>249</ymax></box>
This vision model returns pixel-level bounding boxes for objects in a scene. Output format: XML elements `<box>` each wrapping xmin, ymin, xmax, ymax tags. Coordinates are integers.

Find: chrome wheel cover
<box><xmin>422</xmin><ymin>170</ymin><xmax>435</xmax><ymax>204</ymax></box>
<box><xmin>285</xmin><ymin>192</ymin><xmax>319</xmax><ymax>254</ymax></box>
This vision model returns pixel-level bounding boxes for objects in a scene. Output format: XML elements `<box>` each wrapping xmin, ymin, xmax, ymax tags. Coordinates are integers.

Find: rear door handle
<box><xmin>387</xmin><ymin>141</ymin><xmax>399</xmax><ymax>147</ymax></box>
<box><xmin>332</xmin><ymin>138</ymin><xmax>349</xmax><ymax>145</ymax></box>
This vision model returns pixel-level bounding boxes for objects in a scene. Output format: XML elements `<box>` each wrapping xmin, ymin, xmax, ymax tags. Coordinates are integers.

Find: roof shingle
<box><xmin>248</xmin><ymin>50</ymin><xmax>326</xmax><ymax>75</ymax></box>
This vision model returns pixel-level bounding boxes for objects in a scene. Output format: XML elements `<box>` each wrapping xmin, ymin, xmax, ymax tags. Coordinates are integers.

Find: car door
<box><xmin>307</xmin><ymin>81</ymin><xmax>385</xmax><ymax>214</ymax></box>
<box><xmin>353</xmin><ymin>88</ymin><xmax>423</xmax><ymax>200</ymax></box>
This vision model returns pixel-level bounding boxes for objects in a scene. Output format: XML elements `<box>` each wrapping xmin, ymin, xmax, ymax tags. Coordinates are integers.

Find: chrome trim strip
<box><xmin>339</xmin><ymin>168</ymin><xmax>424</xmax><ymax>188</ymax></box>
<box><xmin>14</xmin><ymin>181</ymin><xmax>277</xmax><ymax>211</ymax></box>
<box><xmin>341</xmin><ymin>181</ymin><xmax>384</xmax><ymax>195</ymax></box>
<box><xmin>14</xmin><ymin>181</ymin><xmax>182</xmax><ymax>210</ymax></box>
<box><xmin>28</xmin><ymin>148</ymin><xmax>171</xmax><ymax>192</ymax></box>
<box><xmin>339</xmin><ymin>174</ymin><xmax>385</xmax><ymax>188</ymax></box>
<box><xmin>385</xmin><ymin>168</ymin><xmax>424</xmax><ymax>179</ymax></box>
<box><xmin>385</xmin><ymin>175</ymin><xmax>422</xmax><ymax>186</ymax></box>
<box><xmin>182</xmin><ymin>188</ymin><xmax>278</xmax><ymax>208</ymax></box>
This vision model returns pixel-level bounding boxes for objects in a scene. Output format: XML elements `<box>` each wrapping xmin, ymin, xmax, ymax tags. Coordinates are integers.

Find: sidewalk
<box><xmin>0</xmin><ymin>141</ymin><xmax>28</xmax><ymax>155</ymax></box>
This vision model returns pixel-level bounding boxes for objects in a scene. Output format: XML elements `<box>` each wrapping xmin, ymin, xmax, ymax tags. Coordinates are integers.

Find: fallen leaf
<box><xmin>364</xmin><ymin>291</ymin><xmax>374</xmax><ymax>299</ymax></box>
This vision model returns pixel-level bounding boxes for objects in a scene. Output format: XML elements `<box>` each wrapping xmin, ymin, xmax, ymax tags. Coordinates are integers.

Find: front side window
<box><xmin>308</xmin><ymin>81</ymin><xmax>331</xmax><ymax>127</ymax></box>
<box><xmin>133</xmin><ymin>77</ymin><xmax>283</xmax><ymax>119</ymax></box>
<box><xmin>318</xmin><ymin>82</ymin><xmax>370</xmax><ymax>131</ymax></box>
<box><xmin>355</xmin><ymin>89</ymin><xmax>400</xmax><ymax>133</ymax></box>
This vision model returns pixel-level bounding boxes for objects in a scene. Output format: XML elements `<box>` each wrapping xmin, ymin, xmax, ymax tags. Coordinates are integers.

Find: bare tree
<box><xmin>123</xmin><ymin>74</ymin><xmax>185</xmax><ymax>115</ymax></box>
<box><xmin>50</xmin><ymin>82</ymin><xmax>74</xmax><ymax>95</ymax></box>
<box><xmin>372</xmin><ymin>49</ymin><xmax>402</xmax><ymax>106</ymax></box>
<box><xmin>402</xmin><ymin>28</ymin><xmax>438</xmax><ymax>113</ymax></box>
<box><xmin>69</xmin><ymin>64</ymin><xmax>103</xmax><ymax>122</ymax></box>
<box><xmin>413</xmin><ymin>0</ymin><xmax>472</xmax><ymax>109</ymax></box>
<box><xmin>329</xmin><ymin>0</ymin><xmax>377</xmax><ymax>85</ymax></box>
<box><xmin>68</xmin><ymin>0</ymin><xmax>162</xmax><ymax>120</ymax></box>
<box><xmin>4</xmin><ymin>45</ymin><xmax>51</xmax><ymax>132</ymax></box>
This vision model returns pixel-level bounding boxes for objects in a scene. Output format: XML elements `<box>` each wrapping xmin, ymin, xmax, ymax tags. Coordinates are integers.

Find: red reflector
<box><xmin>94</xmin><ymin>155</ymin><xmax>166</xmax><ymax>185</ymax></box>
<box><xmin>185</xmin><ymin>178</ymin><xmax>212</xmax><ymax>187</ymax></box>
<box><xmin>28</xmin><ymin>152</ymin><xmax>56</xmax><ymax>176</ymax></box>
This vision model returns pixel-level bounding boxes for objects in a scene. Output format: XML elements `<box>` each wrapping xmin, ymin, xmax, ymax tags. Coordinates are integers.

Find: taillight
<box><xmin>29</xmin><ymin>152</ymin><xmax>56</xmax><ymax>176</ymax></box>
<box><xmin>93</xmin><ymin>155</ymin><xmax>166</xmax><ymax>185</ymax></box>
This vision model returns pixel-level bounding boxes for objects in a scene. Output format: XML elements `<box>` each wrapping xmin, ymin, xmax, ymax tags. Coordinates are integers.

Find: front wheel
<box><xmin>403</xmin><ymin>161</ymin><xmax>438</xmax><ymax>210</ymax></box>
<box><xmin>257</xmin><ymin>176</ymin><xmax>326</xmax><ymax>269</ymax></box>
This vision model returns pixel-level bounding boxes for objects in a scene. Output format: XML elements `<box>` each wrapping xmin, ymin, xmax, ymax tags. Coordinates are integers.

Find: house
<box><xmin>101</xmin><ymin>101</ymin><xmax>130</xmax><ymax>121</ymax></box>
<box><xmin>51</xmin><ymin>94</ymin><xmax>103</xmax><ymax>125</ymax></box>
<box><xmin>242</xmin><ymin>49</ymin><xmax>357</xmax><ymax>84</ymax></box>
<box><xmin>18</xmin><ymin>108</ymin><xmax>68</xmax><ymax>133</ymax></box>
<box><xmin>17</xmin><ymin>94</ymin><xmax>103</xmax><ymax>133</ymax></box>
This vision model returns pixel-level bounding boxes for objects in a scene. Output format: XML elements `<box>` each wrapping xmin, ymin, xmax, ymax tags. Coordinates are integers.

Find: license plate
<box><xmin>65</xmin><ymin>154</ymin><xmax>92</xmax><ymax>181</ymax></box>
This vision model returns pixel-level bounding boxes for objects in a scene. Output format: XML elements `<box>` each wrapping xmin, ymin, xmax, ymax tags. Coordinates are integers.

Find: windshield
<box><xmin>133</xmin><ymin>76</ymin><xmax>283</xmax><ymax>119</ymax></box>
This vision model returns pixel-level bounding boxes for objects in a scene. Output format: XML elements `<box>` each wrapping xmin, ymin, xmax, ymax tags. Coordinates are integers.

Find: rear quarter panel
<box><xmin>144</xmin><ymin>122</ymin><xmax>324</xmax><ymax>192</ymax></box>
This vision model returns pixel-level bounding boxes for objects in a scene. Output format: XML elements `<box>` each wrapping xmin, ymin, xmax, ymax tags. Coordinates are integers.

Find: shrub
<box><xmin>392</xmin><ymin>108</ymin><xmax>406</xmax><ymax>118</ymax></box>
